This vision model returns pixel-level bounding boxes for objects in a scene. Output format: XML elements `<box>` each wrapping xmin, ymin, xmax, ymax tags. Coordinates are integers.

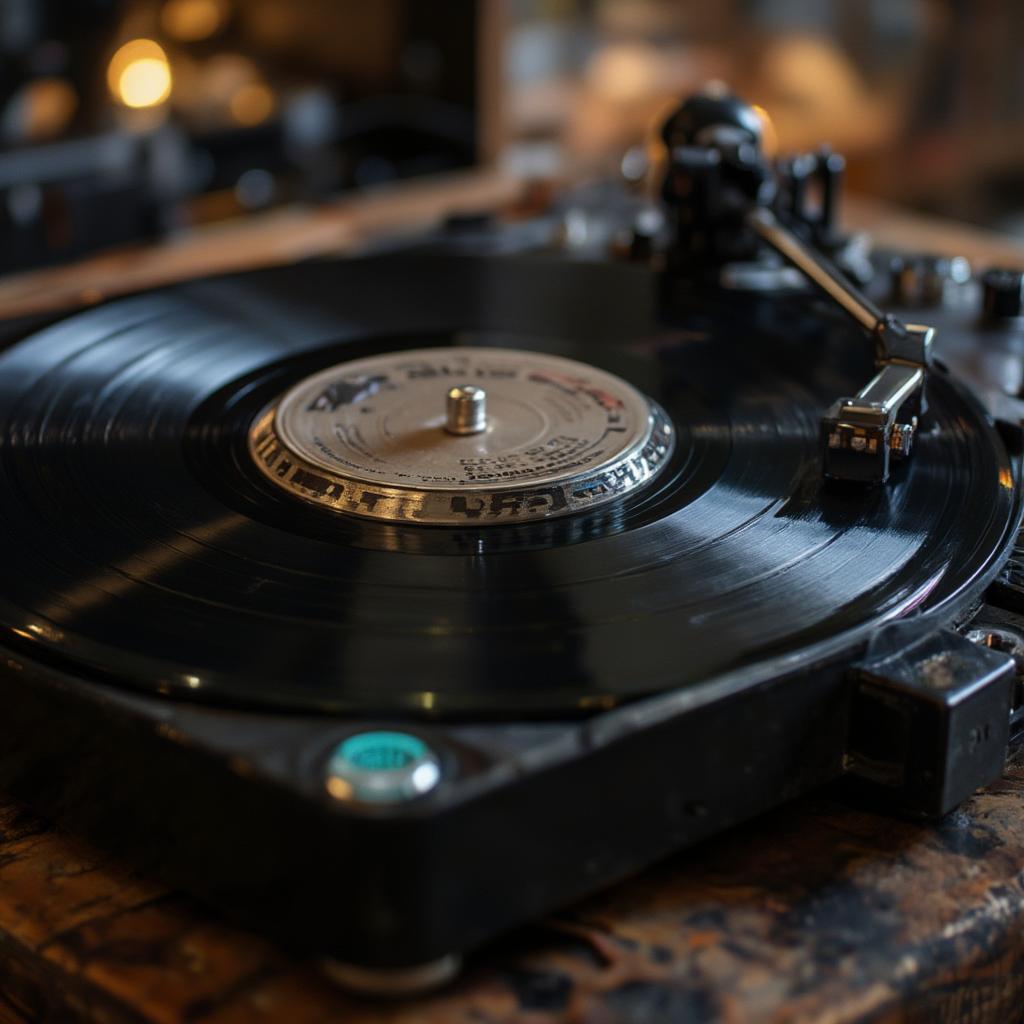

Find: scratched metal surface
<box><xmin>0</xmin><ymin>744</ymin><xmax>1021</xmax><ymax>1023</ymax></box>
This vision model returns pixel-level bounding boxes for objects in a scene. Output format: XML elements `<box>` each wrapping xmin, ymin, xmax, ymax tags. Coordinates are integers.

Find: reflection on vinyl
<box><xmin>0</xmin><ymin>254</ymin><xmax>1017</xmax><ymax>714</ymax></box>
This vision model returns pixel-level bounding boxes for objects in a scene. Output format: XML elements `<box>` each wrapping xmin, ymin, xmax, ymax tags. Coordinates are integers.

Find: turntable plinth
<box><xmin>1</xmin><ymin>184</ymin><xmax>1024</xmax><ymax>1022</ymax></box>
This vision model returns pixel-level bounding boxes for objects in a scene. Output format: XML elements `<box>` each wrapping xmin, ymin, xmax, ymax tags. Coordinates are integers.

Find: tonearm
<box><xmin>660</xmin><ymin>85</ymin><xmax>932</xmax><ymax>484</ymax></box>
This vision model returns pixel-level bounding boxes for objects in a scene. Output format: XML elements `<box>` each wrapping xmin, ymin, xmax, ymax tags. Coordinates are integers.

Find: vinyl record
<box><xmin>0</xmin><ymin>254</ymin><xmax>1018</xmax><ymax>714</ymax></box>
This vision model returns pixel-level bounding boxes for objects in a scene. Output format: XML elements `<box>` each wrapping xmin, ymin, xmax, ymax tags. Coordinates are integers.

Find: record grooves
<box><xmin>0</xmin><ymin>255</ymin><xmax>1018</xmax><ymax>715</ymax></box>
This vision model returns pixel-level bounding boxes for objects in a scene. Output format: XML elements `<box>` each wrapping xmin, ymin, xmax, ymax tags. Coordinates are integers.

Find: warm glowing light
<box><xmin>229</xmin><ymin>82</ymin><xmax>275</xmax><ymax>125</ymax></box>
<box><xmin>17</xmin><ymin>77</ymin><xmax>78</xmax><ymax>141</ymax></box>
<box><xmin>108</xmin><ymin>39</ymin><xmax>172</xmax><ymax>109</ymax></box>
<box><xmin>118</xmin><ymin>59</ymin><xmax>172</xmax><ymax>108</ymax></box>
<box><xmin>326</xmin><ymin>776</ymin><xmax>354</xmax><ymax>800</ymax></box>
<box><xmin>586</xmin><ymin>43</ymin><xmax>660</xmax><ymax>103</ymax></box>
<box><xmin>161</xmin><ymin>0</ymin><xmax>225</xmax><ymax>41</ymax></box>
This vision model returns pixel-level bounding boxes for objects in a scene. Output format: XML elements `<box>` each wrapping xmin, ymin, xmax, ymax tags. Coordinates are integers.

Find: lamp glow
<box><xmin>108</xmin><ymin>40</ymin><xmax>172</xmax><ymax>109</ymax></box>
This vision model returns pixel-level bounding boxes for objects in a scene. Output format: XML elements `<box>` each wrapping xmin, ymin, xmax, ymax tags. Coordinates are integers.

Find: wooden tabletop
<box><xmin>2</xmin><ymin>176</ymin><xmax>1024</xmax><ymax>1024</ymax></box>
<box><xmin>1</xmin><ymin>745</ymin><xmax>1023</xmax><ymax>1023</ymax></box>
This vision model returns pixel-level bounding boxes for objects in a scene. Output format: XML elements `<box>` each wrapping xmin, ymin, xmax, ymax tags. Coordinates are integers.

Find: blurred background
<box><xmin>2</xmin><ymin>0</ymin><xmax>1023</xmax><ymax>273</ymax></box>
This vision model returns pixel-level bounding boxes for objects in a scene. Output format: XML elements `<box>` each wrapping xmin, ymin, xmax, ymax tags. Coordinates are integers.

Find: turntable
<box><xmin>0</xmin><ymin>89</ymin><xmax>1023</xmax><ymax>995</ymax></box>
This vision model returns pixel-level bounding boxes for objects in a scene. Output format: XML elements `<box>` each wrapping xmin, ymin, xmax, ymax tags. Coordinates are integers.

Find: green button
<box><xmin>337</xmin><ymin>731</ymin><xmax>427</xmax><ymax>772</ymax></box>
<box><xmin>327</xmin><ymin>731</ymin><xmax>441</xmax><ymax>804</ymax></box>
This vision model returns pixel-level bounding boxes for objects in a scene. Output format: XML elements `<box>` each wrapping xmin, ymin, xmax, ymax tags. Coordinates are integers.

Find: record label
<box><xmin>249</xmin><ymin>347</ymin><xmax>675</xmax><ymax>524</ymax></box>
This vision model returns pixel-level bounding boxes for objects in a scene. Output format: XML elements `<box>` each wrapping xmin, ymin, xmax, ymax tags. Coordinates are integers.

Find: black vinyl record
<box><xmin>0</xmin><ymin>254</ymin><xmax>1018</xmax><ymax>714</ymax></box>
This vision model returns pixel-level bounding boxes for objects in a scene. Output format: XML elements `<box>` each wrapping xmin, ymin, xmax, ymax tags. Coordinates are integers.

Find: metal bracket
<box><xmin>821</xmin><ymin>329</ymin><xmax>933</xmax><ymax>484</ymax></box>
<box><xmin>747</xmin><ymin>207</ymin><xmax>934</xmax><ymax>483</ymax></box>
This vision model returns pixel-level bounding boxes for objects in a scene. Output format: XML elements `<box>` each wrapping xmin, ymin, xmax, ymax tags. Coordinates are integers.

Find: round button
<box><xmin>326</xmin><ymin>731</ymin><xmax>441</xmax><ymax>804</ymax></box>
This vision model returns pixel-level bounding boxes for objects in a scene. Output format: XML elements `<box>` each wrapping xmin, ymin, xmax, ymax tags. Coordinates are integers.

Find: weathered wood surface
<box><xmin>1</xmin><ymin>744</ymin><xmax>1023</xmax><ymax>1023</ymax></box>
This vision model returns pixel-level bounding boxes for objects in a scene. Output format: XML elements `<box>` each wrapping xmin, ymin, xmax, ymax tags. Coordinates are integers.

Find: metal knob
<box><xmin>445</xmin><ymin>384</ymin><xmax>487</xmax><ymax>435</ymax></box>
<box><xmin>326</xmin><ymin>731</ymin><xmax>441</xmax><ymax>804</ymax></box>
